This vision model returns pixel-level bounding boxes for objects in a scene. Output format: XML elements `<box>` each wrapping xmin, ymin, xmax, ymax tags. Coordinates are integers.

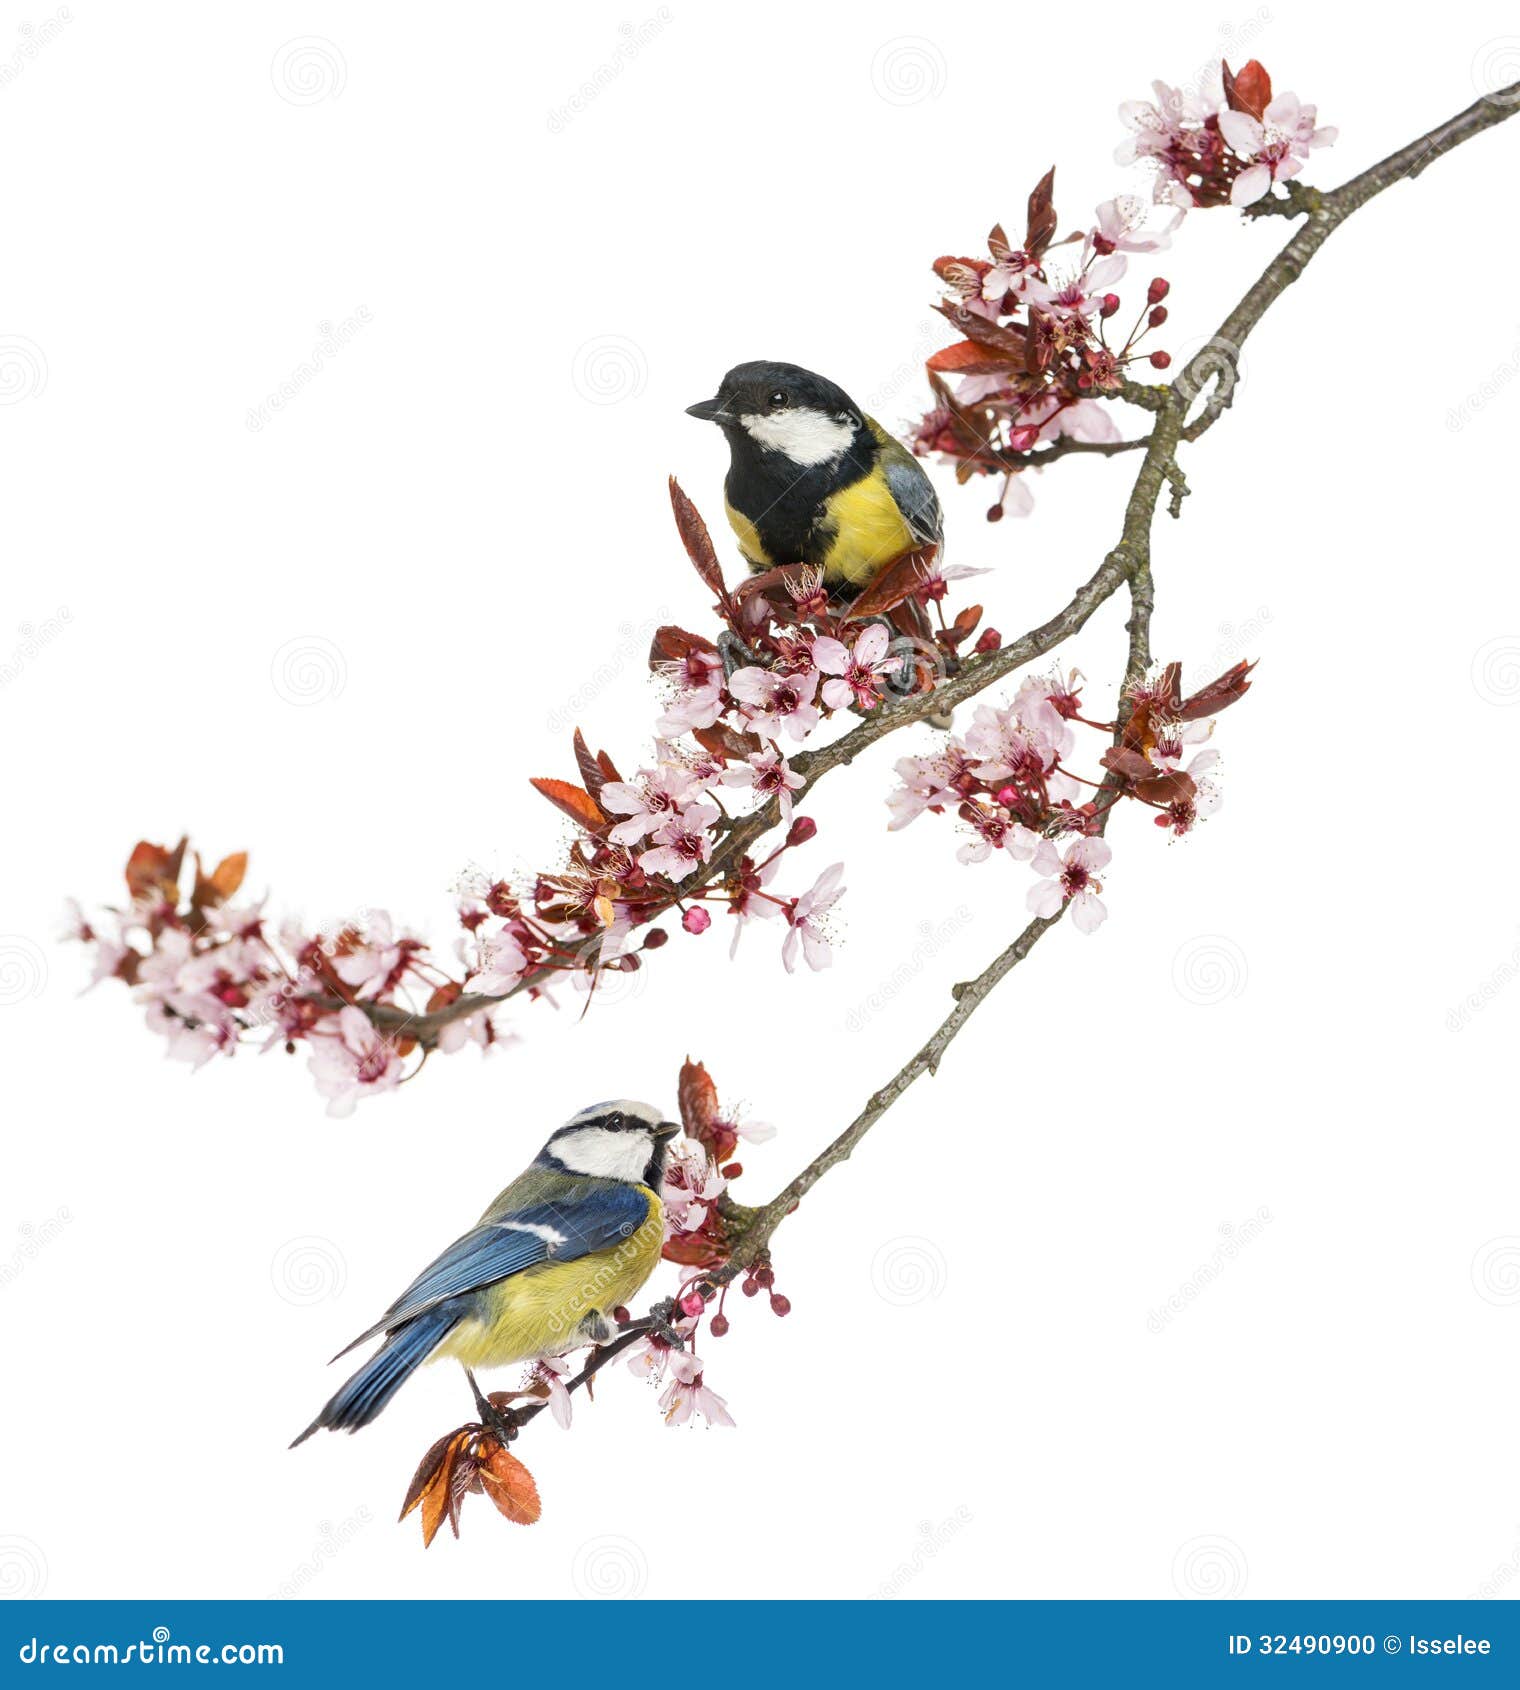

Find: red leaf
<box><xmin>932</xmin><ymin>256</ymin><xmax>990</xmax><ymax>292</ymax></box>
<box><xmin>647</xmin><ymin>623</ymin><xmax>719</xmax><ymax>672</ymax></box>
<box><xmin>1223</xmin><ymin>59</ymin><xmax>1272</xmax><ymax>121</ymax></box>
<box><xmin>125</xmin><ymin>837</ymin><xmax>187</xmax><ymax>903</ymax></box>
<box><xmin>528</xmin><ymin>778</ymin><xmax>606</xmax><ymax>831</ymax></box>
<box><xmin>1025</xmin><ymin>166</ymin><xmax>1058</xmax><ymax>259</ymax></box>
<box><xmin>475</xmin><ymin>1441</ymin><xmax>541</xmax><ymax>1526</ymax></box>
<box><xmin>668</xmin><ymin>477</ymin><xmax>735</xmax><ymax>617</ymax></box>
<box><xmin>571</xmin><ymin>729</ymin><xmax>621</xmax><ymax>804</ymax></box>
<box><xmin>926</xmin><ymin>339</ymin><xmax>1018</xmax><ymax>377</ymax></box>
<box><xmin>1135</xmin><ymin>769</ymin><xmax>1197</xmax><ymax>807</ymax></box>
<box><xmin>842</xmin><ymin>547</ymin><xmax>940</xmax><ymax>623</ymax></box>
<box><xmin>192</xmin><ymin>850</ymin><xmax>248</xmax><ymax>908</ymax></box>
<box><xmin>933</xmin><ymin>301</ymin><xmax>1027</xmax><ymax>361</ymax></box>
<box><xmin>1175</xmin><ymin>659</ymin><xmax>1257</xmax><ymax>722</ymax></box>
<box><xmin>693</xmin><ymin>722</ymin><xmax>761</xmax><ymax>764</ymax></box>
<box><xmin>1099</xmin><ymin>746</ymin><xmax>1155</xmax><ymax>781</ymax></box>
<box><xmin>678</xmin><ymin>1056</ymin><xmax>721</xmax><ymax>1141</ymax></box>
<box><xmin>662</xmin><ymin>1232</ymin><xmax>728</xmax><ymax>1269</ymax></box>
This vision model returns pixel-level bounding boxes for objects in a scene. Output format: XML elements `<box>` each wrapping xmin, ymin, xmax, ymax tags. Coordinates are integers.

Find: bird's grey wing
<box><xmin>330</xmin><ymin>1186</ymin><xmax>650</xmax><ymax>1358</ymax></box>
<box><xmin>877</xmin><ymin>431</ymin><xmax>944</xmax><ymax>551</ymax></box>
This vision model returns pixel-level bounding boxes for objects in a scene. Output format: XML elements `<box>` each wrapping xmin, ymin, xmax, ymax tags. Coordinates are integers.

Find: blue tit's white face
<box><xmin>545</xmin><ymin>1100</ymin><xmax>678</xmax><ymax>1184</ymax></box>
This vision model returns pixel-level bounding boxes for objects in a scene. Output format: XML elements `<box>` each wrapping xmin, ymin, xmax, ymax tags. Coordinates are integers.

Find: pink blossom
<box><xmin>1220</xmin><ymin>93</ymin><xmax>1337</xmax><ymax>207</ymax></box>
<box><xmin>600</xmin><ymin>765</ymin><xmax>703</xmax><ymax>846</ymax></box>
<box><xmin>307</xmin><ymin>1005</ymin><xmax>404</xmax><ymax>1117</ymax></box>
<box><xmin>638</xmin><ymin>801</ymin><xmax>720</xmax><ymax>882</ymax></box>
<box><xmin>957</xmin><ymin>814</ymin><xmax>1040</xmax><ymax>865</ymax></box>
<box><xmin>332</xmin><ymin>913</ymin><xmax>407</xmax><ymax>999</ymax></box>
<box><xmin>471</xmin><ymin>926</ymin><xmax>528</xmax><ymax>995</ymax></box>
<box><xmin>782</xmin><ymin>862</ymin><xmax>845</xmax><ymax>973</ymax></box>
<box><xmin>1026</xmin><ymin>837</ymin><xmax>1112</xmax><ymax>933</ymax></box>
<box><xmin>656</xmin><ymin>648</ymin><xmax>725</xmax><ymax>734</ymax></box>
<box><xmin>659</xmin><ymin>1348</ymin><xmax>736</xmax><ymax>1428</ymax></box>
<box><xmin>661</xmin><ymin>1143</ymin><xmax>728</xmax><ymax>1235</ymax></box>
<box><xmin>531</xmin><ymin>1355</ymin><xmax>575</xmax><ymax>1430</ymax></box>
<box><xmin>1024</xmin><ymin>254</ymin><xmax>1127</xmax><ymax>321</ymax></box>
<box><xmin>1116</xmin><ymin>76</ymin><xmax>1222</xmax><ymax>166</ymax></box>
<box><xmin>815</xmin><ymin>624</ymin><xmax>899</xmax><ymax>711</ymax></box>
<box><xmin>887</xmin><ymin>746</ymin><xmax>976</xmax><ymax>831</ymax></box>
<box><xmin>436</xmin><ymin>1004</ymin><xmax>516</xmax><ymax>1056</ymax></box>
<box><xmin>726</xmin><ymin>856</ymin><xmax>783</xmax><ymax>958</ymax></box>
<box><xmin>721</xmin><ymin>746</ymin><xmax>805</xmax><ymax>824</ymax></box>
<box><xmin>1088</xmin><ymin>194</ymin><xmax>1184</xmax><ymax>256</ymax></box>
<box><xmin>727</xmin><ymin>665</ymin><xmax>822</xmax><ymax>743</ymax></box>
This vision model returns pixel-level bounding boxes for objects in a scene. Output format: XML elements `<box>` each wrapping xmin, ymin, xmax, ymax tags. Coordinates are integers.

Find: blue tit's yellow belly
<box><xmin>818</xmin><ymin>469</ymin><xmax>917</xmax><ymax>588</ymax></box>
<box><xmin>434</xmin><ymin>1191</ymin><xmax>664</xmax><ymax>1371</ymax></box>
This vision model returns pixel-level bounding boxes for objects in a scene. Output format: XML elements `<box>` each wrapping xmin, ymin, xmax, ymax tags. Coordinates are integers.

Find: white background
<box><xmin>3</xmin><ymin>0</ymin><xmax>1518</xmax><ymax>1604</ymax></box>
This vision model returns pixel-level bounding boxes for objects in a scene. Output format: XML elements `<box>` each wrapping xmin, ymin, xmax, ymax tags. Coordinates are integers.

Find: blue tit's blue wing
<box><xmin>331</xmin><ymin>1183</ymin><xmax>653</xmax><ymax>1358</ymax></box>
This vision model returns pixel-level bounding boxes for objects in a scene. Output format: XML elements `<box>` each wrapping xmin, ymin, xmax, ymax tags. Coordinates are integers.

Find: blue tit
<box><xmin>292</xmin><ymin>1101</ymin><xmax>678</xmax><ymax>1444</ymax></box>
<box><xmin>686</xmin><ymin>360</ymin><xmax>943</xmax><ymax>601</ymax></box>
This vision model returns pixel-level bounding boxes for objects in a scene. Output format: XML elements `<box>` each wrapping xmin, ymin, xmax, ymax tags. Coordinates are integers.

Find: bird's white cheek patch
<box><xmin>549</xmin><ymin>1127</ymin><xmax>654</xmax><ymax>1183</ymax></box>
<box><xmin>741</xmin><ymin>407</ymin><xmax>855</xmax><ymax>466</ymax></box>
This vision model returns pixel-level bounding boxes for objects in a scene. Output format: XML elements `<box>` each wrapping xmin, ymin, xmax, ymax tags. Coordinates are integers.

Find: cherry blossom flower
<box><xmin>1219</xmin><ymin>93</ymin><xmax>1337</xmax><ymax>206</ymax></box>
<box><xmin>638</xmin><ymin>801</ymin><xmax>720</xmax><ymax>882</ymax></box>
<box><xmin>436</xmin><ymin>1004</ymin><xmax>516</xmax><ymax>1056</ymax></box>
<box><xmin>656</xmin><ymin>648</ymin><xmax>726</xmax><ymax>735</ymax></box>
<box><xmin>1088</xmin><ymin>194</ymin><xmax>1184</xmax><ymax>257</ymax></box>
<box><xmin>661</xmin><ymin>1142</ymin><xmax>728</xmax><ymax>1235</ymax></box>
<box><xmin>1024</xmin><ymin>253</ymin><xmax>1128</xmax><ymax>321</ymax></box>
<box><xmin>1115</xmin><ymin>75</ymin><xmax>1222</xmax><ymax>166</ymax></box>
<box><xmin>887</xmin><ymin>746</ymin><xmax>977</xmax><ymax>830</ymax></box>
<box><xmin>725</xmin><ymin>854</ymin><xmax>784</xmax><ymax>957</ymax></box>
<box><xmin>531</xmin><ymin>1356</ymin><xmax>575</xmax><ymax>1430</ymax></box>
<box><xmin>957</xmin><ymin>813</ymin><xmax>1040</xmax><ymax>865</ymax></box>
<box><xmin>1026</xmin><ymin>837</ymin><xmax>1112</xmax><ymax>933</ymax></box>
<box><xmin>307</xmin><ymin>1005</ymin><xmax>404</xmax><ymax>1117</ymax></box>
<box><xmin>727</xmin><ymin>665</ymin><xmax>821</xmax><ymax>743</ymax></box>
<box><xmin>471</xmin><ymin>927</ymin><xmax>528</xmax><ymax>995</ymax></box>
<box><xmin>782</xmin><ymin>862</ymin><xmax>845</xmax><ymax>973</ymax></box>
<box><xmin>659</xmin><ymin>1346</ymin><xmax>736</xmax><ymax>1428</ymax></box>
<box><xmin>600</xmin><ymin>765</ymin><xmax>703</xmax><ymax>846</ymax></box>
<box><xmin>720</xmin><ymin>747</ymin><xmax>805</xmax><ymax>825</ymax></box>
<box><xmin>331</xmin><ymin>912</ymin><xmax>410</xmax><ymax>999</ymax></box>
<box><xmin>815</xmin><ymin>624</ymin><xmax>899</xmax><ymax>711</ymax></box>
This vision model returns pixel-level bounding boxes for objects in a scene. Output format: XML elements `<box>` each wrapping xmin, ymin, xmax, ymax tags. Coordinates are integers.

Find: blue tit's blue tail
<box><xmin>290</xmin><ymin>1301</ymin><xmax>463</xmax><ymax>1446</ymax></box>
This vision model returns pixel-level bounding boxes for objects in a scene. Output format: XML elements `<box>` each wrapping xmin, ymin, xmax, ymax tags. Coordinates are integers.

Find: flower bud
<box><xmin>1148</xmin><ymin>305</ymin><xmax>1168</xmax><ymax>328</ymax></box>
<box><xmin>1149</xmin><ymin>351</ymin><xmax>1172</xmax><ymax>369</ymax></box>
<box><xmin>786</xmin><ymin>814</ymin><xmax>817</xmax><ymax>847</ymax></box>
<box><xmin>642</xmin><ymin>927</ymin><xmax>669</xmax><ymax>950</ymax></box>
<box><xmin>682</xmin><ymin>906</ymin><xmax>711</xmax><ymax>935</ymax></box>
<box><xmin>974</xmin><ymin>628</ymin><xmax>1002</xmax><ymax>654</ymax></box>
<box><xmin>995</xmin><ymin>784</ymin><xmax>1020</xmax><ymax>808</ymax></box>
<box><xmin>986</xmin><ymin>503</ymin><xmax>1004</xmax><ymax>523</ymax></box>
<box><xmin>678</xmin><ymin>1290</ymin><xmax>705</xmax><ymax>1318</ymax></box>
<box><xmin>721</xmin><ymin>1161</ymin><xmax>743</xmax><ymax>1180</ymax></box>
<box><xmin>770</xmin><ymin>1293</ymin><xmax>792</xmax><ymax>1317</ymax></box>
<box><xmin>1099</xmin><ymin>292</ymin><xmax>1121</xmax><ymax>317</ymax></box>
<box><xmin>710</xmin><ymin>1313</ymin><xmax>730</xmax><ymax>1338</ymax></box>
<box><xmin>1147</xmin><ymin>276</ymin><xmax>1170</xmax><ymax>304</ymax></box>
<box><xmin>1007</xmin><ymin>424</ymin><xmax>1040</xmax><ymax>452</ymax></box>
<box><xmin>741</xmin><ymin>1277</ymin><xmax>760</xmax><ymax>1298</ymax></box>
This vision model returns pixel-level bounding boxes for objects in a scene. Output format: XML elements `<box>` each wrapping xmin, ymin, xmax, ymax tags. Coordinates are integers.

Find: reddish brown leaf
<box><xmin>693</xmin><ymin>722</ymin><xmax>761</xmax><ymax>764</ymax></box>
<box><xmin>842</xmin><ymin>547</ymin><xmax>940</xmax><ymax>623</ymax></box>
<box><xmin>933</xmin><ymin>301</ymin><xmax>1027</xmax><ymax>361</ymax></box>
<box><xmin>926</xmin><ymin>340</ymin><xmax>1018</xmax><ymax>377</ymax></box>
<box><xmin>1223</xmin><ymin>59</ymin><xmax>1272</xmax><ymax>120</ymax></box>
<box><xmin>662</xmin><ymin>1231</ymin><xmax>728</xmax><ymax>1269</ymax></box>
<box><xmin>425</xmin><ymin>981</ymin><xmax>462</xmax><ymax>1015</ymax></box>
<box><xmin>1135</xmin><ymin>769</ymin><xmax>1197</xmax><ymax>807</ymax></box>
<box><xmin>647</xmin><ymin>624</ymin><xmax>719</xmax><ymax>671</ymax></box>
<box><xmin>932</xmin><ymin>255</ymin><xmax>989</xmax><ymax>292</ymax></box>
<box><xmin>1175</xmin><ymin>658</ymin><xmax>1257</xmax><ymax>721</ymax></box>
<box><xmin>678</xmin><ymin>1056</ymin><xmax>720</xmax><ymax>1141</ymax></box>
<box><xmin>476</xmin><ymin>1441</ymin><xmax>541</xmax><ymax>1526</ymax></box>
<box><xmin>571</xmin><ymin>730</ymin><xmax>622</xmax><ymax>804</ymax></box>
<box><xmin>669</xmin><ymin>477</ymin><xmax>734</xmax><ymax>616</ymax></box>
<box><xmin>125</xmin><ymin>837</ymin><xmax>187</xmax><ymax>902</ymax></box>
<box><xmin>1099</xmin><ymin>746</ymin><xmax>1155</xmax><ymax>781</ymax></box>
<box><xmin>1025</xmin><ymin>166</ymin><xmax>1058</xmax><ymax>259</ymax></box>
<box><xmin>400</xmin><ymin>1429</ymin><xmax>471</xmax><ymax>1547</ymax></box>
<box><xmin>192</xmin><ymin>850</ymin><xmax>247</xmax><ymax>909</ymax></box>
<box><xmin>528</xmin><ymin>778</ymin><xmax>606</xmax><ymax>832</ymax></box>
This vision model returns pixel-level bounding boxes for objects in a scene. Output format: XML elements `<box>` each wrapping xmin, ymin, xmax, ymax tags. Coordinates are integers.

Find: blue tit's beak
<box><xmin>685</xmin><ymin>396</ymin><xmax>728</xmax><ymax>423</ymax></box>
<box><xmin>655</xmin><ymin>1121</ymin><xmax>681</xmax><ymax>1142</ymax></box>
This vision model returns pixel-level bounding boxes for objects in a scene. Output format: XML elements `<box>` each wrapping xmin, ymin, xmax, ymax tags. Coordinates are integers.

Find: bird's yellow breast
<box><xmin>817</xmin><ymin>467</ymin><xmax>917</xmax><ymax>588</ymax></box>
<box><xmin>434</xmin><ymin>1189</ymin><xmax>664</xmax><ymax>1371</ymax></box>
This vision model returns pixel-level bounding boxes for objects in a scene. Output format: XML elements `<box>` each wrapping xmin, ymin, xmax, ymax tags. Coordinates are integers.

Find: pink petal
<box><xmin>1026</xmin><ymin>879</ymin><xmax>1064</xmax><ymax>918</ymax></box>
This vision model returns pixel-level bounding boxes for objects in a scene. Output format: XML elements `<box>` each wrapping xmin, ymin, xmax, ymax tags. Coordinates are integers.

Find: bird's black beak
<box><xmin>654</xmin><ymin>1121</ymin><xmax>681</xmax><ymax>1142</ymax></box>
<box><xmin>685</xmin><ymin>396</ymin><xmax>728</xmax><ymax>423</ymax></box>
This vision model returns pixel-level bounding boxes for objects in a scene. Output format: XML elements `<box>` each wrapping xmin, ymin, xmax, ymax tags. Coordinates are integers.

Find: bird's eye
<box><xmin>767</xmin><ymin>390</ymin><xmax>788</xmax><ymax>410</ymax></box>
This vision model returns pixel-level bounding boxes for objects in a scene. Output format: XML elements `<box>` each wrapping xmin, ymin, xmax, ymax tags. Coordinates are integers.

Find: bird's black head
<box><xmin>687</xmin><ymin>361</ymin><xmax>867</xmax><ymax>468</ymax></box>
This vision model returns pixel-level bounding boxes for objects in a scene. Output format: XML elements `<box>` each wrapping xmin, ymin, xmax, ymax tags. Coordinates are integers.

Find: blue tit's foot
<box><xmin>465</xmin><ymin>1365</ymin><xmax>521</xmax><ymax>1446</ymax></box>
<box><xmin>644</xmin><ymin>1295</ymin><xmax>687</xmax><ymax>1349</ymax></box>
<box><xmin>716</xmin><ymin>630</ymin><xmax>757</xmax><ymax>679</ymax></box>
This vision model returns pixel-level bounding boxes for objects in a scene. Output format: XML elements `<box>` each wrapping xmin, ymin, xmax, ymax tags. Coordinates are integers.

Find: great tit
<box><xmin>292</xmin><ymin>1101</ymin><xmax>678</xmax><ymax>1442</ymax></box>
<box><xmin>686</xmin><ymin>360</ymin><xmax>943</xmax><ymax>600</ymax></box>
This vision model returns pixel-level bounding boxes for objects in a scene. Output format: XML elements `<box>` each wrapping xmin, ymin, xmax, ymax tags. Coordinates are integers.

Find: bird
<box><xmin>686</xmin><ymin>360</ymin><xmax>943</xmax><ymax>602</ymax></box>
<box><xmin>291</xmin><ymin>1101</ymin><xmax>679</xmax><ymax>1444</ymax></box>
